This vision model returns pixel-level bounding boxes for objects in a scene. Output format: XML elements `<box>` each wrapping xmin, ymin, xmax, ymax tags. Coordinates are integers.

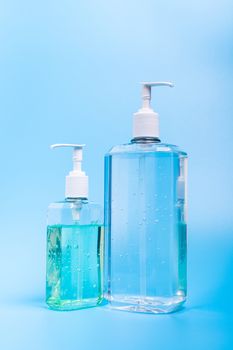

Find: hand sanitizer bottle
<box><xmin>46</xmin><ymin>144</ymin><xmax>103</xmax><ymax>311</ymax></box>
<box><xmin>104</xmin><ymin>82</ymin><xmax>187</xmax><ymax>313</ymax></box>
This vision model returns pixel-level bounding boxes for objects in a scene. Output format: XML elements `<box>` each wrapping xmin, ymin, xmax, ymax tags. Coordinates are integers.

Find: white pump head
<box><xmin>133</xmin><ymin>81</ymin><xmax>174</xmax><ymax>140</ymax></box>
<box><xmin>51</xmin><ymin>144</ymin><xmax>88</xmax><ymax>199</ymax></box>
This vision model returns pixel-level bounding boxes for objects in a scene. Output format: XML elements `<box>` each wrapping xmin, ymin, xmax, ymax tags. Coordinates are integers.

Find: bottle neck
<box><xmin>130</xmin><ymin>136</ymin><xmax>161</xmax><ymax>144</ymax></box>
<box><xmin>65</xmin><ymin>197</ymin><xmax>88</xmax><ymax>203</ymax></box>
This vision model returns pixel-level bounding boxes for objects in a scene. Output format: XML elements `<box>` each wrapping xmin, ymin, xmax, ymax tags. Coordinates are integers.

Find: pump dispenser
<box><xmin>51</xmin><ymin>144</ymin><xmax>88</xmax><ymax>199</ymax></box>
<box><xmin>104</xmin><ymin>82</ymin><xmax>188</xmax><ymax>314</ymax></box>
<box><xmin>46</xmin><ymin>143</ymin><xmax>103</xmax><ymax>311</ymax></box>
<box><xmin>132</xmin><ymin>82</ymin><xmax>174</xmax><ymax>141</ymax></box>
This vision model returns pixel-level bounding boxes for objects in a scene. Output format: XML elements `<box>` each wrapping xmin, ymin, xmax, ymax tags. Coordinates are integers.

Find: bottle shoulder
<box><xmin>48</xmin><ymin>199</ymin><xmax>101</xmax><ymax>210</ymax></box>
<box><xmin>47</xmin><ymin>199</ymin><xmax>103</xmax><ymax>226</ymax></box>
<box><xmin>106</xmin><ymin>142</ymin><xmax>187</xmax><ymax>157</ymax></box>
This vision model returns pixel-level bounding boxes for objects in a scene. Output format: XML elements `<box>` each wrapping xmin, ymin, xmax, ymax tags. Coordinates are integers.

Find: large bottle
<box><xmin>46</xmin><ymin>144</ymin><xmax>103</xmax><ymax>311</ymax></box>
<box><xmin>104</xmin><ymin>82</ymin><xmax>187</xmax><ymax>313</ymax></box>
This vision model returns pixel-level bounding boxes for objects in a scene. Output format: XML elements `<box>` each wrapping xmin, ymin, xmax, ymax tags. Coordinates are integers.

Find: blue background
<box><xmin>0</xmin><ymin>0</ymin><xmax>232</xmax><ymax>349</ymax></box>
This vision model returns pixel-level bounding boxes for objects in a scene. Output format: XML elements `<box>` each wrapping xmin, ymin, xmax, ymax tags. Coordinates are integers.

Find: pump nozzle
<box><xmin>51</xmin><ymin>143</ymin><xmax>88</xmax><ymax>199</ymax></box>
<box><xmin>132</xmin><ymin>81</ymin><xmax>174</xmax><ymax>140</ymax></box>
<box><xmin>141</xmin><ymin>82</ymin><xmax>174</xmax><ymax>108</ymax></box>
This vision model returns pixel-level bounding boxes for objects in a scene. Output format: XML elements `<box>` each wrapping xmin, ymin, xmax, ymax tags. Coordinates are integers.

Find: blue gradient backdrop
<box><xmin>0</xmin><ymin>0</ymin><xmax>232</xmax><ymax>349</ymax></box>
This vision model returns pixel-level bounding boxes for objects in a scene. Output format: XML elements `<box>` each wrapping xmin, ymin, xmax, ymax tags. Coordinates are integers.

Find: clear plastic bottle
<box><xmin>46</xmin><ymin>199</ymin><xmax>103</xmax><ymax>310</ymax></box>
<box><xmin>46</xmin><ymin>144</ymin><xmax>103</xmax><ymax>311</ymax></box>
<box><xmin>104</xmin><ymin>83</ymin><xmax>187</xmax><ymax>313</ymax></box>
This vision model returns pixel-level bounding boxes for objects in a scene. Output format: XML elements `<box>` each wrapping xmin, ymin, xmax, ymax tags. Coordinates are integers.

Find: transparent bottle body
<box><xmin>104</xmin><ymin>142</ymin><xmax>187</xmax><ymax>313</ymax></box>
<box><xmin>46</xmin><ymin>199</ymin><xmax>104</xmax><ymax>311</ymax></box>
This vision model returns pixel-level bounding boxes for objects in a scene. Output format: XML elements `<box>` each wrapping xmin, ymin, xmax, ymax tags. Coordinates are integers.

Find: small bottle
<box><xmin>104</xmin><ymin>82</ymin><xmax>187</xmax><ymax>313</ymax></box>
<box><xmin>46</xmin><ymin>144</ymin><xmax>103</xmax><ymax>311</ymax></box>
